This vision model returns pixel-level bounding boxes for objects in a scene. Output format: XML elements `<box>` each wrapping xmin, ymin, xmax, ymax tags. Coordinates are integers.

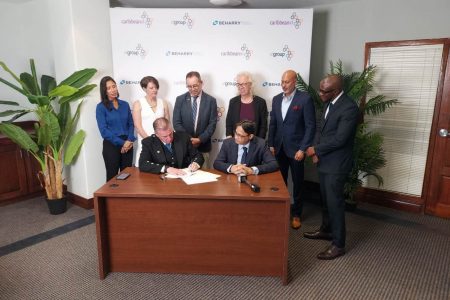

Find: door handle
<box><xmin>439</xmin><ymin>128</ymin><xmax>450</xmax><ymax>137</ymax></box>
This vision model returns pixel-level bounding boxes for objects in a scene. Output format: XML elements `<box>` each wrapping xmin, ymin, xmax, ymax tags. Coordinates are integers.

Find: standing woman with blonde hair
<box><xmin>225</xmin><ymin>71</ymin><xmax>268</xmax><ymax>139</ymax></box>
<box><xmin>96</xmin><ymin>76</ymin><xmax>135</xmax><ymax>181</ymax></box>
<box><xmin>132</xmin><ymin>76</ymin><xmax>170</xmax><ymax>166</ymax></box>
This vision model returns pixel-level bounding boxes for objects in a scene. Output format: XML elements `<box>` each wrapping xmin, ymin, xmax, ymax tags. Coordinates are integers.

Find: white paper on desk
<box><xmin>164</xmin><ymin>168</ymin><xmax>193</xmax><ymax>179</ymax></box>
<box><xmin>181</xmin><ymin>170</ymin><xmax>221</xmax><ymax>185</ymax></box>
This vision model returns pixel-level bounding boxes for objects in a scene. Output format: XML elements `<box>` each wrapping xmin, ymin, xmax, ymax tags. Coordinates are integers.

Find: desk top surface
<box><xmin>94</xmin><ymin>167</ymin><xmax>290</xmax><ymax>202</ymax></box>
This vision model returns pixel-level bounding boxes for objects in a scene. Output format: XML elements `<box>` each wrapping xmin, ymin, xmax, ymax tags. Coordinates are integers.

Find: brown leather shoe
<box><xmin>317</xmin><ymin>245</ymin><xmax>345</xmax><ymax>260</ymax></box>
<box><xmin>303</xmin><ymin>230</ymin><xmax>332</xmax><ymax>240</ymax></box>
<box><xmin>291</xmin><ymin>217</ymin><xmax>301</xmax><ymax>229</ymax></box>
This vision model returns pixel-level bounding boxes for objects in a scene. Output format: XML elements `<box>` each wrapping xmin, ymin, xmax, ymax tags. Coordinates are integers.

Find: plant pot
<box><xmin>46</xmin><ymin>197</ymin><xmax>67</xmax><ymax>215</ymax></box>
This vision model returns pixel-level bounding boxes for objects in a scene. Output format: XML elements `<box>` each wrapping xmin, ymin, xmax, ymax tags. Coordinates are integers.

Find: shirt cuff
<box><xmin>251</xmin><ymin>166</ymin><xmax>259</xmax><ymax>175</ymax></box>
<box><xmin>161</xmin><ymin>165</ymin><xmax>166</xmax><ymax>173</ymax></box>
<box><xmin>227</xmin><ymin>165</ymin><xmax>233</xmax><ymax>173</ymax></box>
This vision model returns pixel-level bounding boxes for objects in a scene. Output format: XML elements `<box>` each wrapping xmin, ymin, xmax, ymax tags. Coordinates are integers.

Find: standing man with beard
<box><xmin>268</xmin><ymin>70</ymin><xmax>316</xmax><ymax>230</ymax></box>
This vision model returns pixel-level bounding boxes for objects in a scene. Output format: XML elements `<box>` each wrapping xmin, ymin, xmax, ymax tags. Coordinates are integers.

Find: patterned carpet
<box><xmin>0</xmin><ymin>197</ymin><xmax>449</xmax><ymax>300</ymax></box>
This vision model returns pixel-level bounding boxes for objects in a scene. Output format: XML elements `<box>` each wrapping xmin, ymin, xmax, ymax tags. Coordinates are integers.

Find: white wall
<box><xmin>0</xmin><ymin>0</ymin><xmax>54</xmax><ymax>121</ymax></box>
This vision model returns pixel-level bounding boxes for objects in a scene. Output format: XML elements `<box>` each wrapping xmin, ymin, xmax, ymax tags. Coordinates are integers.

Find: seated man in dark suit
<box><xmin>214</xmin><ymin>120</ymin><xmax>278</xmax><ymax>175</ymax></box>
<box><xmin>139</xmin><ymin>117</ymin><xmax>204</xmax><ymax>175</ymax></box>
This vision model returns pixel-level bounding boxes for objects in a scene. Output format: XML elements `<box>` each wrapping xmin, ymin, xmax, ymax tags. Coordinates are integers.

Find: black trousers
<box><xmin>319</xmin><ymin>172</ymin><xmax>347</xmax><ymax>248</ymax></box>
<box><xmin>102</xmin><ymin>139</ymin><xmax>133</xmax><ymax>181</ymax></box>
<box><xmin>276</xmin><ymin>146</ymin><xmax>304</xmax><ymax>218</ymax></box>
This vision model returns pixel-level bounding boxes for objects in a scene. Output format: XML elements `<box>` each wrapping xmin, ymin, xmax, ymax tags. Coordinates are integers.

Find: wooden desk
<box><xmin>94</xmin><ymin>167</ymin><xmax>290</xmax><ymax>285</ymax></box>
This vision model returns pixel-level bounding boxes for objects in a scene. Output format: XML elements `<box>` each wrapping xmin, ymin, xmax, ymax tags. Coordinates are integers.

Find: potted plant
<box><xmin>296</xmin><ymin>60</ymin><xmax>398</xmax><ymax>208</ymax></box>
<box><xmin>0</xmin><ymin>59</ymin><xmax>97</xmax><ymax>214</ymax></box>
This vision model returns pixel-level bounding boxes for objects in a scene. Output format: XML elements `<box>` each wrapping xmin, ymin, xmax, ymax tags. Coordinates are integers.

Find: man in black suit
<box><xmin>173</xmin><ymin>71</ymin><xmax>217</xmax><ymax>168</ymax></box>
<box><xmin>214</xmin><ymin>120</ymin><xmax>278</xmax><ymax>175</ymax></box>
<box><xmin>139</xmin><ymin>117</ymin><xmax>204</xmax><ymax>175</ymax></box>
<box><xmin>268</xmin><ymin>70</ymin><xmax>316</xmax><ymax>229</ymax></box>
<box><xmin>305</xmin><ymin>75</ymin><xmax>359</xmax><ymax>260</ymax></box>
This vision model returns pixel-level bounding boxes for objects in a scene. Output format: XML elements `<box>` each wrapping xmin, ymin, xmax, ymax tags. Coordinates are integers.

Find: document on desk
<box><xmin>164</xmin><ymin>169</ymin><xmax>221</xmax><ymax>185</ymax></box>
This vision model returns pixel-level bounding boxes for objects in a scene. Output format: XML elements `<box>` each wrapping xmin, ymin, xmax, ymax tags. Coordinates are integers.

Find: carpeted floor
<box><xmin>0</xmin><ymin>197</ymin><xmax>449</xmax><ymax>300</ymax></box>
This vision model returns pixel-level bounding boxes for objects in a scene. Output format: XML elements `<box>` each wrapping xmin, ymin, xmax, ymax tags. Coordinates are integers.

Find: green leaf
<box><xmin>20</xmin><ymin>72</ymin><xmax>38</xmax><ymax>95</ymax></box>
<box><xmin>58</xmin><ymin>102</ymin><xmax>70</xmax><ymax>134</ymax></box>
<box><xmin>36</xmin><ymin>122</ymin><xmax>51</xmax><ymax>146</ymax></box>
<box><xmin>0</xmin><ymin>123</ymin><xmax>39</xmax><ymax>153</ymax></box>
<box><xmin>41</xmin><ymin>75</ymin><xmax>56</xmax><ymax>96</ymax></box>
<box><xmin>29</xmin><ymin>59</ymin><xmax>41</xmax><ymax>96</ymax></box>
<box><xmin>0</xmin><ymin>100</ymin><xmax>20</xmax><ymax>106</ymax></box>
<box><xmin>27</xmin><ymin>95</ymin><xmax>50</xmax><ymax>106</ymax></box>
<box><xmin>0</xmin><ymin>109</ymin><xmax>28</xmax><ymax>117</ymax></box>
<box><xmin>41</xmin><ymin>112</ymin><xmax>61</xmax><ymax>144</ymax></box>
<box><xmin>0</xmin><ymin>77</ymin><xmax>27</xmax><ymax>95</ymax></box>
<box><xmin>59</xmin><ymin>84</ymin><xmax>97</xmax><ymax>104</ymax></box>
<box><xmin>64</xmin><ymin>130</ymin><xmax>85</xmax><ymax>165</ymax></box>
<box><xmin>59</xmin><ymin>68</ymin><xmax>97</xmax><ymax>88</ymax></box>
<box><xmin>0</xmin><ymin>61</ymin><xmax>23</xmax><ymax>87</ymax></box>
<box><xmin>48</xmin><ymin>85</ymin><xmax>78</xmax><ymax>98</ymax></box>
<box><xmin>7</xmin><ymin>111</ymin><xmax>29</xmax><ymax>122</ymax></box>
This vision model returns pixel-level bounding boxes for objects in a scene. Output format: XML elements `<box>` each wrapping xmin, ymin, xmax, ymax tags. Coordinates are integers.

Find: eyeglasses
<box><xmin>235</xmin><ymin>131</ymin><xmax>249</xmax><ymax>138</ymax></box>
<box><xmin>319</xmin><ymin>88</ymin><xmax>337</xmax><ymax>94</ymax></box>
<box><xmin>236</xmin><ymin>82</ymin><xmax>251</xmax><ymax>88</ymax></box>
<box><xmin>186</xmin><ymin>84</ymin><xmax>200</xmax><ymax>90</ymax></box>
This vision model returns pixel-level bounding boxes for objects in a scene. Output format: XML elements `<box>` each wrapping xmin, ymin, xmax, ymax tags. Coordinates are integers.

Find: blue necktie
<box><xmin>192</xmin><ymin>96</ymin><xmax>198</xmax><ymax>127</ymax></box>
<box><xmin>164</xmin><ymin>143</ymin><xmax>172</xmax><ymax>153</ymax></box>
<box><xmin>241</xmin><ymin>146</ymin><xmax>248</xmax><ymax>164</ymax></box>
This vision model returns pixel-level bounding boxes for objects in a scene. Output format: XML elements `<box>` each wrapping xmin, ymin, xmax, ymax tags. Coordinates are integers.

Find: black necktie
<box><xmin>241</xmin><ymin>146</ymin><xmax>248</xmax><ymax>164</ymax></box>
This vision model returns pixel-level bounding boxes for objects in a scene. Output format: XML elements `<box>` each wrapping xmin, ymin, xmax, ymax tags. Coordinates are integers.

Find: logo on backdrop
<box><xmin>262</xmin><ymin>81</ymin><xmax>281</xmax><ymax>87</ymax></box>
<box><xmin>269</xmin><ymin>12</ymin><xmax>303</xmax><ymax>29</ymax></box>
<box><xmin>121</xmin><ymin>11</ymin><xmax>152</xmax><ymax>28</ymax></box>
<box><xmin>217</xmin><ymin>107</ymin><xmax>225</xmax><ymax>121</ymax></box>
<box><xmin>220</xmin><ymin>44</ymin><xmax>252</xmax><ymax>60</ymax></box>
<box><xmin>119</xmin><ymin>79</ymin><xmax>140</xmax><ymax>85</ymax></box>
<box><xmin>212</xmin><ymin>20</ymin><xmax>242</xmax><ymax>26</ymax></box>
<box><xmin>270</xmin><ymin>45</ymin><xmax>294</xmax><ymax>61</ymax></box>
<box><xmin>172</xmin><ymin>13</ymin><xmax>194</xmax><ymax>29</ymax></box>
<box><xmin>223</xmin><ymin>81</ymin><xmax>237</xmax><ymax>87</ymax></box>
<box><xmin>165</xmin><ymin>50</ymin><xmax>201</xmax><ymax>57</ymax></box>
<box><xmin>124</xmin><ymin>44</ymin><xmax>147</xmax><ymax>59</ymax></box>
<box><xmin>212</xmin><ymin>137</ymin><xmax>225</xmax><ymax>144</ymax></box>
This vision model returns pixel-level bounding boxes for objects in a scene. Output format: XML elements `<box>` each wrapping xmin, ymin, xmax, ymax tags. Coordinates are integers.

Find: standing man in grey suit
<box><xmin>213</xmin><ymin>120</ymin><xmax>278</xmax><ymax>175</ymax></box>
<box><xmin>305</xmin><ymin>74</ymin><xmax>359</xmax><ymax>260</ymax></box>
<box><xmin>173</xmin><ymin>71</ymin><xmax>217</xmax><ymax>168</ymax></box>
<box><xmin>268</xmin><ymin>70</ymin><xmax>316</xmax><ymax>230</ymax></box>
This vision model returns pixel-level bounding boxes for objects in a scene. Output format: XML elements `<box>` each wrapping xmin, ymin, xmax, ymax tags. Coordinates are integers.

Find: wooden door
<box><xmin>425</xmin><ymin>44</ymin><xmax>450</xmax><ymax>218</ymax></box>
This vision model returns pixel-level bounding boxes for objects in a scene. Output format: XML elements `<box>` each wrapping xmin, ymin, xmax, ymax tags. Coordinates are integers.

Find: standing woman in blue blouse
<box><xmin>96</xmin><ymin>76</ymin><xmax>136</xmax><ymax>181</ymax></box>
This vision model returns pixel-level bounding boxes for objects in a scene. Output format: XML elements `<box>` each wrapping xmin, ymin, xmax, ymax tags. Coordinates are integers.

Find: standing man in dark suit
<box><xmin>305</xmin><ymin>74</ymin><xmax>359</xmax><ymax>260</ymax></box>
<box><xmin>268</xmin><ymin>70</ymin><xmax>316</xmax><ymax>229</ymax></box>
<box><xmin>139</xmin><ymin>117</ymin><xmax>204</xmax><ymax>175</ymax></box>
<box><xmin>173</xmin><ymin>71</ymin><xmax>217</xmax><ymax>168</ymax></box>
<box><xmin>214</xmin><ymin>120</ymin><xmax>278</xmax><ymax>175</ymax></box>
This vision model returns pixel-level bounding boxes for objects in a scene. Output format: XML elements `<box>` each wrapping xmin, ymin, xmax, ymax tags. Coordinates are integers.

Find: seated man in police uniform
<box><xmin>139</xmin><ymin>117</ymin><xmax>204</xmax><ymax>175</ymax></box>
<box><xmin>214</xmin><ymin>120</ymin><xmax>278</xmax><ymax>175</ymax></box>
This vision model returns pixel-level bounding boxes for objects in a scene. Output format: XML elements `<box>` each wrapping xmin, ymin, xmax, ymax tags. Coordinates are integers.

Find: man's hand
<box><xmin>312</xmin><ymin>155</ymin><xmax>319</xmax><ymax>164</ymax></box>
<box><xmin>269</xmin><ymin>147</ymin><xmax>275</xmax><ymax>156</ymax></box>
<box><xmin>188</xmin><ymin>162</ymin><xmax>200</xmax><ymax>172</ymax></box>
<box><xmin>306</xmin><ymin>146</ymin><xmax>315</xmax><ymax>157</ymax></box>
<box><xmin>191</xmin><ymin>137</ymin><xmax>201</xmax><ymax>147</ymax></box>
<box><xmin>230</xmin><ymin>164</ymin><xmax>246</xmax><ymax>174</ymax></box>
<box><xmin>294</xmin><ymin>150</ymin><xmax>305</xmax><ymax>161</ymax></box>
<box><xmin>166</xmin><ymin>167</ymin><xmax>186</xmax><ymax>176</ymax></box>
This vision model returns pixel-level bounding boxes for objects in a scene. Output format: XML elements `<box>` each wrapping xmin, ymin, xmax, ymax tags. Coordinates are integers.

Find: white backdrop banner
<box><xmin>110</xmin><ymin>8</ymin><xmax>313</xmax><ymax>166</ymax></box>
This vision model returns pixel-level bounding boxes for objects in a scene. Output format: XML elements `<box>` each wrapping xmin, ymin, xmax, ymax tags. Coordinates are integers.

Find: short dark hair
<box><xmin>236</xmin><ymin>120</ymin><xmax>256</xmax><ymax>136</ymax></box>
<box><xmin>186</xmin><ymin>71</ymin><xmax>202</xmax><ymax>81</ymax></box>
<box><xmin>153</xmin><ymin>117</ymin><xmax>171</xmax><ymax>132</ymax></box>
<box><xmin>99</xmin><ymin>76</ymin><xmax>118</xmax><ymax>110</ymax></box>
<box><xmin>140</xmin><ymin>76</ymin><xmax>159</xmax><ymax>89</ymax></box>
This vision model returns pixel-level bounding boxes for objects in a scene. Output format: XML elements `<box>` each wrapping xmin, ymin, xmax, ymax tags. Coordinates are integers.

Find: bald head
<box><xmin>319</xmin><ymin>74</ymin><xmax>343</xmax><ymax>103</ymax></box>
<box><xmin>281</xmin><ymin>70</ymin><xmax>297</xmax><ymax>95</ymax></box>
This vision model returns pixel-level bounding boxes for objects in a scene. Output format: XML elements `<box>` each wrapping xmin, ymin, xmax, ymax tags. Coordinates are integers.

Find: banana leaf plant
<box><xmin>296</xmin><ymin>60</ymin><xmax>398</xmax><ymax>205</ymax></box>
<box><xmin>0</xmin><ymin>59</ymin><xmax>97</xmax><ymax>200</ymax></box>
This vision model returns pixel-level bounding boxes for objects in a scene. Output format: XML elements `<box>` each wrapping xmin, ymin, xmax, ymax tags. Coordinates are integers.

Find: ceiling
<box><xmin>109</xmin><ymin>0</ymin><xmax>351</xmax><ymax>9</ymax></box>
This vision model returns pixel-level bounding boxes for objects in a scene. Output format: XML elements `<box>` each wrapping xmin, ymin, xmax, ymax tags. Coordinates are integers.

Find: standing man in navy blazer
<box><xmin>173</xmin><ymin>71</ymin><xmax>218</xmax><ymax>168</ymax></box>
<box><xmin>268</xmin><ymin>70</ymin><xmax>316</xmax><ymax>229</ymax></box>
<box><xmin>305</xmin><ymin>75</ymin><xmax>359</xmax><ymax>260</ymax></box>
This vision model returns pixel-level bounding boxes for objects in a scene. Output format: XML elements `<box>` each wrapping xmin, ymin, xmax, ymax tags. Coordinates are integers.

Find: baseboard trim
<box><xmin>356</xmin><ymin>187</ymin><xmax>423</xmax><ymax>213</ymax></box>
<box><xmin>66</xmin><ymin>191</ymin><xmax>93</xmax><ymax>209</ymax></box>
